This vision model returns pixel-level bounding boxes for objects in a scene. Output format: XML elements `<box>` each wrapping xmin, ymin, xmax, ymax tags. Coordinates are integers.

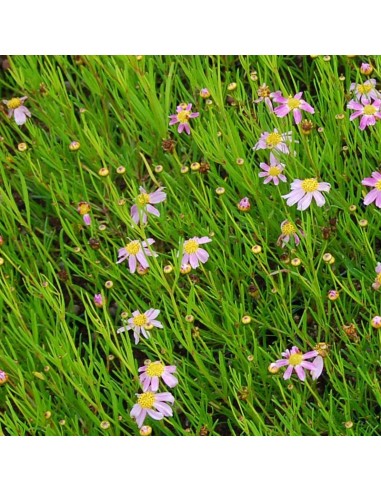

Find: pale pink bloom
<box><xmin>94</xmin><ymin>294</ymin><xmax>104</xmax><ymax>307</ymax></box>
<box><xmin>272</xmin><ymin>346</ymin><xmax>320</xmax><ymax>381</ymax></box>
<box><xmin>282</xmin><ymin>178</ymin><xmax>331</xmax><ymax>211</ymax></box>
<box><xmin>360</xmin><ymin>63</ymin><xmax>374</xmax><ymax>75</ymax></box>
<box><xmin>253</xmin><ymin>128</ymin><xmax>294</xmax><ymax>154</ymax></box>
<box><xmin>2</xmin><ymin>96</ymin><xmax>31</xmax><ymax>125</ymax></box>
<box><xmin>258</xmin><ymin>153</ymin><xmax>287</xmax><ymax>185</ymax></box>
<box><xmin>117</xmin><ymin>308</ymin><xmax>163</xmax><ymax>344</ymax></box>
<box><xmin>254</xmin><ymin>83</ymin><xmax>274</xmax><ymax>111</ymax></box>
<box><xmin>169</xmin><ymin>103</ymin><xmax>199</xmax><ymax>135</ymax></box>
<box><xmin>272</xmin><ymin>91</ymin><xmax>315</xmax><ymax>124</ymax></box>
<box><xmin>130</xmin><ymin>186</ymin><xmax>166</xmax><ymax>225</ymax></box>
<box><xmin>361</xmin><ymin>171</ymin><xmax>381</xmax><ymax>207</ymax></box>
<box><xmin>181</xmin><ymin>236</ymin><xmax>212</xmax><ymax>269</ymax></box>
<box><xmin>130</xmin><ymin>391</ymin><xmax>174</xmax><ymax>428</ymax></box>
<box><xmin>310</xmin><ymin>356</ymin><xmax>324</xmax><ymax>381</ymax></box>
<box><xmin>347</xmin><ymin>98</ymin><xmax>381</xmax><ymax>130</ymax></box>
<box><xmin>372</xmin><ymin>263</ymin><xmax>381</xmax><ymax>290</ymax></box>
<box><xmin>277</xmin><ymin>220</ymin><xmax>303</xmax><ymax>248</ymax></box>
<box><xmin>138</xmin><ymin>361</ymin><xmax>178</xmax><ymax>391</ymax></box>
<box><xmin>116</xmin><ymin>238</ymin><xmax>157</xmax><ymax>273</ymax></box>
<box><xmin>83</xmin><ymin>214</ymin><xmax>91</xmax><ymax>226</ymax></box>
<box><xmin>372</xmin><ymin>316</ymin><xmax>381</xmax><ymax>328</ymax></box>
<box><xmin>200</xmin><ymin>88</ymin><xmax>210</xmax><ymax>98</ymax></box>
<box><xmin>237</xmin><ymin>197</ymin><xmax>251</xmax><ymax>212</ymax></box>
<box><xmin>350</xmin><ymin>79</ymin><xmax>380</xmax><ymax>103</ymax></box>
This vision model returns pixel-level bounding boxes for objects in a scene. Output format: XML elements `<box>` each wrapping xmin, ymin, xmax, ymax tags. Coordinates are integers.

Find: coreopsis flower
<box><xmin>2</xmin><ymin>96</ymin><xmax>31</xmax><ymax>125</ymax></box>
<box><xmin>277</xmin><ymin>220</ymin><xmax>303</xmax><ymax>248</ymax></box>
<box><xmin>169</xmin><ymin>103</ymin><xmax>199</xmax><ymax>135</ymax></box>
<box><xmin>181</xmin><ymin>236</ymin><xmax>212</xmax><ymax>269</ymax></box>
<box><xmin>116</xmin><ymin>239</ymin><xmax>157</xmax><ymax>273</ymax></box>
<box><xmin>347</xmin><ymin>98</ymin><xmax>381</xmax><ymax>130</ymax></box>
<box><xmin>360</xmin><ymin>63</ymin><xmax>374</xmax><ymax>75</ymax></box>
<box><xmin>253</xmin><ymin>128</ymin><xmax>294</xmax><ymax>154</ymax></box>
<box><xmin>117</xmin><ymin>308</ymin><xmax>163</xmax><ymax>344</ymax></box>
<box><xmin>77</xmin><ymin>201</ymin><xmax>91</xmax><ymax>226</ymax></box>
<box><xmin>138</xmin><ymin>361</ymin><xmax>178</xmax><ymax>391</ymax></box>
<box><xmin>362</xmin><ymin>171</ymin><xmax>381</xmax><ymax>207</ymax></box>
<box><xmin>94</xmin><ymin>294</ymin><xmax>104</xmax><ymax>307</ymax></box>
<box><xmin>254</xmin><ymin>83</ymin><xmax>274</xmax><ymax>111</ymax></box>
<box><xmin>282</xmin><ymin>178</ymin><xmax>331</xmax><ymax>211</ymax></box>
<box><xmin>130</xmin><ymin>186</ymin><xmax>166</xmax><ymax>225</ymax></box>
<box><xmin>237</xmin><ymin>197</ymin><xmax>251</xmax><ymax>212</ymax></box>
<box><xmin>130</xmin><ymin>391</ymin><xmax>174</xmax><ymax>428</ymax></box>
<box><xmin>258</xmin><ymin>153</ymin><xmax>287</xmax><ymax>185</ymax></box>
<box><xmin>350</xmin><ymin>79</ymin><xmax>380</xmax><ymax>103</ymax></box>
<box><xmin>272</xmin><ymin>346</ymin><xmax>321</xmax><ymax>381</ymax></box>
<box><xmin>272</xmin><ymin>91</ymin><xmax>315</xmax><ymax>124</ymax></box>
<box><xmin>372</xmin><ymin>263</ymin><xmax>381</xmax><ymax>290</ymax></box>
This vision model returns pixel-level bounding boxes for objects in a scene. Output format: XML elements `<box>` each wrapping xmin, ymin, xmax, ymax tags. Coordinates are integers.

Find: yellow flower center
<box><xmin>125</xmin><ymin>240</ymin><xmax>141</xmax><ymax>255</ymax></box>
<box><xmin>184</xmin><ymin>239</ymin><xmax>199</xmax><ymax>254</ymax></box>
<box><xmin>268</xmin><ymin>166</ymin><xmax>281</xmax><ymax>177</ymax></box>
<box><xmin>146</xmin><ymin>362</ymin><xmax>165</xmax><ymax>377</ymax></box>
<box><xmin>265</xmin><ymin>132</ymin><xmax>282</xmax><ymax>147</ymax></box>
<box><xmin>258</xmin><ymin>86</ymin><xmax>270</xmax><ymax>98</ymax></box>
<box><xmin>177</xmin><ymin>110</ymin><xmax>191</xmax><ymax>123</ymax></box>
<box><xmin>376</xmin><ymin>272</ymin><xmax>381</xmax><ymax>283</ymax></box>
<box><xmin>363</xmin><ymin>104</ymin><xmax>376</xmax><ymax>115</ymax></box>
<box><xmin>133</xmin><ymin>313</ymin><xmax>148</xmax><ymax>326</ymax></box>
<box><xmin>376</xmin><ymin>180</ymin><xmax>381</xmax><ymax>191</ymax></box>
<box><xmin>288</xmin><ymin>353</ymin><xmax>303</xmax><ymax>366</ymax></box>
<box><xmin>137</xmin><ymin>193</ymin><xmax>150</xmax><ymax>206</ymax></box>
<box><xmin>301</xmin><ymin>178</ymin><xmax>319</xmax><ymax>193</ymax></box>
<box><xmin>7</xmin><ymin>98</ymin><xmax>22</xmax><ymax>109</ymax></box>
<box><xmin>77</xmin><ymin>202</ymin><xmax>90</xmax><ymax>215</ymax></box>
<box><xmin>137</xmin><ymin>392</ymin><xmax>155</xmax><ymax>409</ymax></box>
<box><xmin>281</xmin><ymin>222</ymin><xmax>296</xmax><ymax>235</ymax></box>
<box><xmin>357</xmin><ymin>83</ymin><xmax>372</xmax><ymax>95</ymax></box>
<box><xmin>287</xmin><ymin>97</ymin><xmax>301</xmax><ymax>110</ymax></box>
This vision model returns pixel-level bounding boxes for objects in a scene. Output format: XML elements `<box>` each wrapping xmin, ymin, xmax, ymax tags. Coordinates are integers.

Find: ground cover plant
<box><xmin>0</xmin><ymin>55</ymin><xmax>381</xmax><ymax>436</ymax></box>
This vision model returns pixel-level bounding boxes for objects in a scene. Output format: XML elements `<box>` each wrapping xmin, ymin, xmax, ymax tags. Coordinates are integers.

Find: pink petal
<box><xmin>162</xmin><ymin>372</ymin><xmax>179</xmax><ymax>388</ymax></box>
<box><xmin>263</xmin><ymin>176</ymin><xmax>273</xmax><ymax>184</ymax></box>
<box><xmin>312</xmin><ymin>191</ymin><xmax>326</xmax><ymax>207</ymax></box>
<box><xmin>150</xmin><ymin>376</ymin><xmax>159</xmax><ymax>392</ymax></box>
<box><xmin>274</xmin><ymin>105</ymin><xmax>291</xmax><ymax>118</ymax></box>
<box><xmin>364</xmin><ymin>188</ymin><xmax>379</xmax><ymax>205</ymax></box>
<box><xmin>317</xmin><ymin>182</ymin><xmax>331</xmax><ymax>192</ymax></box>
<box><xmin>196</xmin><ymin>248</ymin><xmax>209</xmax><ymax>263</ymax></box>
<box><xmin>295</xmin><ymin>365</ymin><xmax>306</xmax><ymax>381</ymax></box>
<box><xmin>136</xmin><ymin>251</ymin><xmax>149</xmax><ymax>268</ymax></box>
<box><xmin>269</xmin><ymin>153</ymin><xmax>279</xmax><ymax>166</ymax></box>
<box><xmin>293</xmin><ymin>108</ymin><xmax>302</xmax><ymax>124</ymax></box>
<box><xmin>259</xmin><ymin>162</ymin><xmax>270</xmax><ymax>171</ymax></box>
<box><xmin>13</xmin><ymin>107</ymin><xmax>28</xmax><ymax>125</ymax></box>
<box><xmin>146</xmin><ymin>204</ymin><xmax>160</xmax><ymax>217</ymax></box>
<box><xmin>149</xmin><ymin>189</ymin><xmax>167</xmax><ymax>203</ymax></box>
<box><xmin>283</xmin><ymin>365</ymin><xmax>294</xmax><ymax>380</ymax></box>
<box><xmin>128</xmin><ymin>255</ymin><xmax>137</xmax><ymax>273</ymax></box>
<box><xmin>130</xmin><ymin>404</ymin><xmax>142</xmax><ymax>418</ymax></box>
<box><xmin>310</xmin><ymin>356</ymin><xmax>324</xmax><ymax>380</ymax></box>
<box><xmin>300</xmin><ymin>102</ymin><xmax>314</xmax><ymax>113</ymax></box>
<box><xmin>347</xmin><ymin>100</ymin><xmax>363</xmax><ymax>110</ymax></box>
<box><xmin>376</xmin><ymin>193</ymin><xmax>381</xmax><ymax>208</ymax></box>
<box><xmin>349</xmin><ymin>111</ymin><xmax>362</xmax><ymax>121</ymax></box>
<box><xmin>297</xmin><ymin>193</ymin><xmax>313</xmax><ymax>211</ymax></box>
<box><xmin>146</xmin><ymin>409</ymin><xmax>164</xmax><ymax>420</ymax></box>
<box><xmin>189</xmin><ymin>253</ymin><xmax>199</xmax><ymax>269</ymax></box>
<box><xmin>131</xmin><ymin>205</ymin><xmax>139</xmax><ymax>224</ymax></box>
<box><xmin>197</xmin><ymin>236</ymin><xmax>212</xmax><ymax>244</ymax></box>
<box><xmin>300</xmin><ymin>361</ymin><xmax>316</xmax><ymax>371</ymax></box>
<box><xmin>283</xmin><ymin>189</ymin><xmax>305</xmax><ymax>206</ymax></box>
<box><xmin>273</xmin><ymin>176</ymin><xmax>279</xmax><ymax>185</ymax></box>
<box><xmin>146</xmin><ymin>308</ymin><xmax>160</xmax><ymax>320</ymax></box>
<box><xmin>153</xmin><ymin>402</ymin><xmax>173</xmax><ymax>417</ymax></box>
<box><xmin>273</xmin><ymin>359</ymin><xmax>289</xmax><ymax>368</ymax></box>
<box><xmin>303</xmin><ymin>350</ymin><xmax>318</xmax><ymax>359</ymax></box>
<box><xmin>258</xmin><ymin>172</ymin><xmax>269</xmax><ymax>178</ymax></box>
<box><xmin>276</xmin><ymin>142</ymin><xmax>290</xmax><ymax>154</ymax></box>
<box><xmin>155</xmin><ymin>392</ymin><xmax>175</xmax><ymax>403</ymax></box>
<box><xmin>135</xmin><ymin>408</ymin><xmax>147</xmax><ymax>428</ymax></box>
<box><xmin>279</xmin><ymin>174</ymin><xmax>287</xmax><ymax>182</ymax></box>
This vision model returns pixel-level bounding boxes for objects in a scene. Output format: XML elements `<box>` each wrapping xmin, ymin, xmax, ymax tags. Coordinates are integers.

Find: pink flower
<box><xmin>372</xmin><ymin>263</ymin><xmax>381</xmax><ymax>290</ymax></box>
<box><xmin>350</xmin><ymin>79</ymin><xmax>380</xmax><ymax>103</ymax></box>
<box><xmin>181</xmin><ymin>236</ymin><xmax>212</xmax><ymax>269</ymax></box>
<box><xmin>371</xmin><ymin>316</ymin><xmax>381</xmax><ymax>329</ymax></box>
<box><xmin>347</xmin><ymin>98</ymin><xmax>381</xmax><ymax>130</ymax></box>
<box><xmin>272</xmin><ymin>91</ymin><xmax>315</xmax><ymax>124</ymax></box>
<box><xmin>94</xmin><ymin>294</ymin><xmax>104</xmax><ymax>307</ymax></box>
<box><xmin>77</xmin><ymin>201</ymin><xmax>91</xmax><ymax>226</ymax></box>
<box><xmin>360</xmin><ymin>63</ymin><xmax>374</xmax><ymax>75</ymax></box>
<box><xmin>362</xmin><ymin>171</ymin><xmax>381</xmax><ymax>207</ymax></box>
<box><xmin>130</xmin><ymin>186</ymin><xmax>166</xmax><ymax>225</ymax></box>
<box><xmin>2</xmin><ymin>96</ymin><xmax>31</xmax><ymax>125</ymax></box>
<box><xmin>138</xmin><ymin>361</ymin><xmax>178</xmax><ymax>391</ymax></box>
<box><xmin>200</xmin><ymin>88</ymin><xmax>210</xmax><ymax>98</ymax></box>
<box><xmin>253</xmin><ymin>83</ymin><xmax>274</xmax><ymax>111</ymax></box>
<box><xmin>272</xmin><ymin>346</ymin><xmax>321</xmax><ymax>381</ymax></box>
<box><xmin>237</xmin><ymin>197</ymin><xmax>251</xmax><ymax>212</ymax></box>
<box><xmin>277</xmin><ymin>220</ymin><xmax>303</xmax><ymax>248</ymax></box>
<box><xmin>258</xmin><ymin>153</ymin><xmax>287</xmax><ymax>185</ymax></box>
<box><xmin>169</xmin><ymin>103</ymin><xmax>199</xmax><ymax>135</ymax></box>
<box><xmin>253</xmin><ymin>128</ymin><xmax>294</xmax><ymax>154</ymax></box>
<box><xmin>117</xmin><ymin>308</ymin><xmax>163</xmax><ymax>344</ymax></box>
<box><xmin>130</xmin><ymin>391</ymin><xmax>174</xmax><ymax>428</ymax></box>
<box><xmin>116</xmin><ymin>238</ymin><xmax>157</xmax><ymax>273</ymax></box>
<box><xmin>282</xmin><ymin>178</ymin><xmax>331</xmax><ymax>211</ymax></box>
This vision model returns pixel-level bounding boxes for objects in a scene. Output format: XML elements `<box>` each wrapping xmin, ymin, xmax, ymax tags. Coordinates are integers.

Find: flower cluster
<box><xmin>347</xmin><ymin>72</ymin><xmax>381</xmax><ymax>130</ymax></box>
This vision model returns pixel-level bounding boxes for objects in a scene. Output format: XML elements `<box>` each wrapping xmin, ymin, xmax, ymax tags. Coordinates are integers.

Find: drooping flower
<box><xmin>181</xmin><ymin>236</ymin><xmax>212</xmax><ymax>269</ymax></box>
<box><xmin>94</xmin><ymin>294</ymin><xmax>104</xmax><ymax>308</ymax></box>
<box><xmin>200</xmin><ymin>88</ymin><xmax>210</xmax><ymax>98</ymax></box>
<box><xmin>258</xmin><ymin>153</ymin><xmax>287</xmax><ymax>185</ymax></box>
<box><xmin>169</xmin><ymin>103</ymin><xmax>199</xmax><ymax>135</ymax></box>
<box><xmin>272</xmin><ymin>346</ymin><xmax>320</xmax><ymax>381</ymax></box>
<box><xmin>361</xmin><ymin>171</ymin><xmax>381</xmax><ymax>207</ymax></box>
<box><xmin>360</xmin><ymin>63</ymin><xmax>374</xmax><ymax>76</ymax></box>
<box><xmin>272</xmin><ymin>91</ymin><xmax>315</xmax><ymax>124</ymax></box>
<box><xmin>350</xmin><ymin>79</ymin><xmax>380</xmax><ymax>103</ymax></box>
<box><xmin>138</xmin><ymin>361</ymin><xmax>178</xmax><ymax>391</ymax></box>
<box><xmin>282</xmin><ymin>178</ymin><xmax>331</xmax><ymax>211</ymax></box>
<box><xmin>2</xmin><ymin>96</ymin><xmax>31</xmax><ymax>125</ymax></box>
<box><xmin>130</xmin><ymin>391</ymin><xmax>175</xmax><ymax>428</ymax></box>
<box><xmin>77</xmin><ymin>201</ymin><xmax>91</xmax><ymax>226</ymax></box>
<box><xmin>237</xmin><ymin>197</ymin><xmax>251</xmax><ymax>212</ymax></box>
<box><xmin>0</xmin><ymin>370</ymin><xmax>8</xmax><ymax>385</ymax></box>
<box><xmin>372</xmin><ymin>263</ymin><xmax>381</xmax><ymax>290</ymax></box>
<box><xmin>116</xmin><ymin>238</ymin><xmax>157</xmax><ymax>273</ymax></box>
<box><xmin>253</xmin><ymin>128</ymin><xmax>294</xmax><ymax>154</ymax></box>
<box><xmin>253</xmin><ymin>83</ymin><xmax>274</xmax><ymax>111</ymax></box>
<box><xmin>130</xmin><ymin>186</ymin><xmax>166</xmax><ymax>225</ymax></box>
<box><xmin>277</xmin><ymin>220</ymin><xmax>303</xmax><ymax>248</ymax></box>
<box><xmin>327</xmin><ymin>290</ymin><xmax>340</xmax><ymax>301</ymax></box>
<box><xmin>117</xmin><ymin>308</ymin><xmax>163</xmax><ymax>344</ymax></box>
<box><xmin>347</xmin><ymin>98</ymin><xmax>381</xmax><ymax>130</ymax></box>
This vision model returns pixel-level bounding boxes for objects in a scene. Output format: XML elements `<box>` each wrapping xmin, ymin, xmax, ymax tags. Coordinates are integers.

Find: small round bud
<box><xmin>228</xmin><ymin>82</ymin><xmax>237</xmax><ymax>91</ymax></box>
<box><xmin>206</xmin><ymin>99</ymin><xmax>213</xmax><ymax>106</ymax></box>
<box><xmin>323</xmin><ymin>253</ymin><xmax>333</xmax><ymax>263</ymax></box>
<box><xmin>18</xmin><ymin>142</ymin><xmax>28</xmax><ymax>152</ymax></box>
<box><xmin>247</xmin><ymin>355</ymin><xmax>254</xmax><ymax>362</ymax></box>
<box><xmin>136</xmin><ymin>55</ymin><xmax>143</xmax><ymax>61</ymax></box>
<box><xmin>154</xmin><ymin>165</ymin><xmax>163</xmax><ymax>173</ymax></box>
<box><xmin>98</xmin><ymin>224</ymin><xmax>107</xmax><ymax>231</ymax></box>
<box><xmin>0</xmin><ymin>370</ymin><xmax>9</xmax><ymax>385</ymax></box>
<box><xmin>359</xmin><ymin>219</ymin><xmax>368</xmax><ymax>228</ymax></box>
<box><xmin>180</xmin><ymin>166</ymin><xmax>189</xmax><ymax>174</ymax></box>
<box><xmin>118</xmin><ymin>198</ymin><xmax>126</xmax><ymax>206</ymax></box>
<box><xmin>339</xmin><ymin>74</ymin><xmax>346</xmax><ymax>81</ymax></box>
<box><xmin>98</xmin><ymin>167</ymin><xmax>109</xmax><ymax>177</ymax></box>
<box><xmin>185</xmin><ymin>315</ymin><xmax>194</xmax><ymax>323</ymax></box>
<box><xmin>100</xmin><ymin>420</ymin><xmax>110</xmax><ymax>429</ymax></box>
<box><xmin>69</xmin><ymin>141</ymin><xmax>80</xmax><ymax>151</ymax></box>
<box><xmin>215</xmin><ymin>187</ymin><xmax>225</xmax><ymax>195</ymax></box>
<box><xmin>291</xmin><ymin>258</ymin><xmax>301</xmax><ymax>266</ymax></box>
<box><xmin>251</xmin><ymin>245</ymin><xmax>262</xmax><ymax>254</ymax></box>
<box><xmin>163</xmin><ymin>265</ymin><xmax>173</xmax><ymax>274</ymax></box>
<box><xmin>137</xmin><ymin>265</ymin><xmax>149</xmax><ymax>276</ymax></box>
<box><xmin>237</xmin><ymin>197</ymin><xmax>250</xmax><ymax>212</ymax></box>
<box><xmin>236</xmin><ymin>158</ymin><xmax>244</xmax><ymax>166</ymax></box>
<box><xmin>317</xmin><ymin>127</ymin><xmax>324</xmax><ymax>133</ymax></box>
<box><xmin>300</xmin><ymin>120</ymin><xmax>314</xmax><ymax>135</ymax></box>
<box><xmin>200</xmin><ymin>88</ymin><xmax>210</xmax><ymax>98</ymax></box>
<box><xmin>140</xmin><ymin>425</ymin><xmax>152</xmax><ymax>436</ymax></box>
<box><xmin>105</xmin><ymin>280</ymin><xmax>113</xmax><ymax>289</ymax></box>
<box><xmin>241</xmin><ymin>315</ymin><xmax>251</xmax><ymax>324</ymax></box>
<box><xmin>344</xmin><ymin>421</ymin><xmax>354</xmax><ymax>429</ymax></box>
<box><xmin>180</xmin><ymin>264</ymin><xmax>192</xmax><ymax>275</ymax></box>
<box><xmin>323</xmin><ymin>55</ymin><xmax>331</xmax><ymax>62</ymax></box>
<box><xmin>59</xmin><ymin>419</ymin><xmax>66</xmax><ymax>426</ymax></box>
<box><xmin>327</xmin><ymin>290</ymin><xmax>339</xmax><ymax>301</ymax></box>
<box><xmin>0</xmin><ymin>258</ymin><xmax>4</xmax><ymax>266</ymax></box>
<box><xmin>121</xmin><ymin>311</ymin><xmax>129</xmax><ymax>319</ymax></box>
<box><xmin>250</xmin><ymin>71</ymin><xmax>258</xmax><ymax>81</ymax></box>
<box><xmin>268</xmin><ymin>363</ymin><xmax>280</xmax><ymax>374</ymax></box>
<box><xmin>371</xmin><ymin>316</ymin><xmax>381</xmax><ymax>329</ymax></box>
<box><xmin>116</xmin><ymin>166</ymin><xmax>126</xmax><ymax>174</ymax></box>
<box><xmin>190</xmin><ymin>162</ymin><xmax>201</xmax><ymax>171</ymax></box>
<box><xmin>360</xmin><ymin>62</ymin><xmax>374</xmax><ymax>75</ymax></box>
<box><xmin>349</xmin><ymin>205</ymin><xmax>357</xmax><ymax>213</ymax></box>
<box><xmin>73</xmin><ymin>246</ymin><xmax>81</xmax><ymax>253</ymax></box>
<box><xmin>44</xmin><ymin>411</ymin><xmax>52</xmax><ymax>419</ymax></box>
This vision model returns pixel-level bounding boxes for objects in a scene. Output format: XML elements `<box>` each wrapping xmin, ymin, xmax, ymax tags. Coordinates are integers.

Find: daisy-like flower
<box><xmin>347</xmin><ymin>98</ymin><xmax>381</xmax><ymax>130</ymax></box>
<box><xmin>169</xmin><ymin>103</ymin><xmax>199</xmax><ymax>135</ymax></box>
<box><xmin>350</xmin><ymin>79</ymin><xmax>380</xmax><ymax>103</ymax></box>
<box><xmin>130</xmin><ymin>186</ymin><xmax>166</xmax><ymax>225</ymax></box>
<box><xmin>253</xmin><ymin>128</ymin><xmax>294</xmax><ymax>154</ymax></box>
<box><xmin>253</xmin><ymin>83</ymin><xmax>274</xmax><ymax>111</ymax></box>
<box><xmin>272</xmin><ymin>346</ymin><xmax>320</xmax><ymax>381</ymax></box>
<box><xmin>181</xmin><ymin>236</ymin><xmax>212</xmax><ymax>269</ymax></box>
<box><xmin>277</xmin><ymin>220</ymin><xmax>303</xmax><ymax>248</ymax></box>
<box><xmin>372</xmin><ymin>263</ymin><xmax>381</xmax><ymax>290</ymax></box>
<box><xmin>130</xmin><ymin>391</ymin><xmax>174</xmax><ymax>428</ymax></box>
<box><xmin>77</xmin><ymin>201</ymin><xmax>91</xmax><ymax>226</ymax></box>
<box><xmin>362</xmin><ymin>171</ymin><xmax>381</xmax><ymax>207</ymax></box>
<box><xmin>116</xmin><ymin>238</ymin><xmax>157</xmax><ymax>273</ymax></box>
<box><xmin>282</xmin><ymin>178</ymin><xmax>331</xmax><ymax>211</ymax></box>
<box><xmin>258</xmin><ymin>153</ymin><xmax>287</xmax><ymax>185</ymax></box>
<box><xmin>138</xmin><ymin>361</ymin><xmax>178</xmax><ymax>391</ymax></box>
<box><xmin>117</xmin><ymin>308</ymin><xmax>163</xmax><ymax>344</ymax></box>
<box><xmin>272</xmin><ymin>91</ymin><xmax>315</xmax><ymax>124</ymax></box>
<box><xmin>2</xmin><ymin>96</ymin><xmax>31</xmax><ymax>125</ymax></box>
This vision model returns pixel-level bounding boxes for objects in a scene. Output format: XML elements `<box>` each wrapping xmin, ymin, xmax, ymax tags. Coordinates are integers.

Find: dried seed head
<box><xmin>200</xmin><ymin>425</ymin><xmax>209</xmax><ymax>436</ymax></box>
<box><xmin>162</xmin><ymin>138</ymin><xmax>176</xmax><ymax>153</ymax></box>
<box><xmin>88</xmin><ymin>237</ymin><xmax>100</xmax><ymax>250</ymax></box>
<box><xmin>199</xmin><ymin>162</ymin><xmax>210</xmax><ymax>174</ymax></box>
<box><xmin>248</xmin><ymin>284</ymin><xmax>260</xmax><ymax>299</ymax></box>
<box><xmin>300</xmin><ymin>120</ymin><xmax>314</xmax><ymax>135</ymax></box>
<box><xmin>314</xmin><ymin>342</ymin><xmax>329</xmax><ymax>357</ymax></box>
<box><xmin>238</xmin><ymin>387</ymin><xmax>249</xmax><ymax>401</ymax></box>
